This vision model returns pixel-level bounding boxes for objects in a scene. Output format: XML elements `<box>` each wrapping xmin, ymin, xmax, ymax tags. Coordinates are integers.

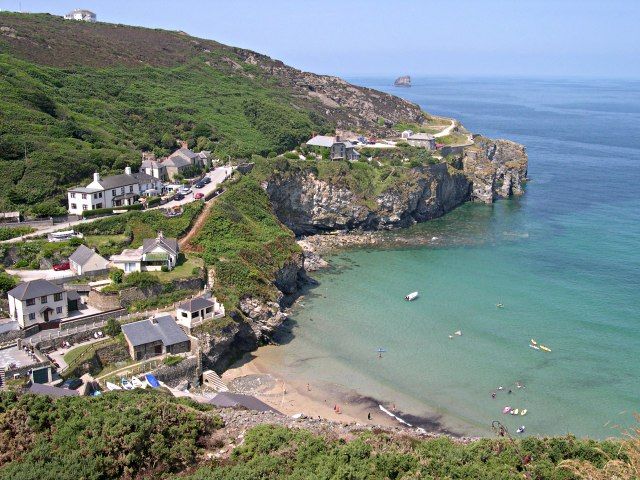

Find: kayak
<box><xmin>502</xmin><ymin>406</ymin><xmax>512</xmax><ymax>414</ymax></box>
<box><xmin>529</xmin><ymin>344</ymin><xmax>540</xmax><ymax>350</ymax></box>
<box><xmin>530</xmin><ymin>339</ymin><xmax>537</xmax><ymax>346</ymax></box>
<box><xmin>520</xmin><ymin>409</ymin><xmax>528</xmax><ymax>416</ymax></box>
<box><xmin>145</xmin><ymin>374</ymin><xmax>160</xmax><ymax>388</ymax></box>
<box><xmin>511</xmin><ymin>408</ymin><xmax>519</xmax><ymax>415</ymax></box>
<box><xmin>106</xmin><ymin>382</ymin><xmax>121</xmax><ymax>391</ymax></box>
<box><xmin>539</xmin><ymin>345</ymin><xmax>552</xmax><ymax>352</ymax></box>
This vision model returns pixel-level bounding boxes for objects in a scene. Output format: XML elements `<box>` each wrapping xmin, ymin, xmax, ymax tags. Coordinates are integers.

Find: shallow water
<box><xmin>278</xmin><ymin>77</ymin><xmax>640</xmax><ymax>438</ymax></box>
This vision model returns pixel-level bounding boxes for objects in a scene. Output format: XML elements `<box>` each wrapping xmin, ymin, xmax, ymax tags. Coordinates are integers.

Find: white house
<box><xmin>176</xmin><ymin>295</ymin><xmax>224</xmax><ymax>331</ymax></box>
<box><xmin>405</xmin><ymin>132</ymin><xmax>436</xmax><ymax>150</ymax></box>
<box><xmin>110</xmin><ymin>232</ymin><xmax>179</xmax><ymax>273</ymax></box>
<box><xmin>306</xmin><ymin>135</ymin><xmax>361</xmax><ymax>161</ymax></box>
<box><xmin>67</xmin><ymin>167</ymin><xmax>163</xmax><ymax>215</ymax></box>
<box><xmin>69</xmin><ymin>245</ymin><xmax>109</xmax><ymax>275</ymax></box>
<box><xmin>7</xmin><ymin>279</ymin><xmax>74</xmax><ymax>329</ymax></box>
<box><xmin>64</xmin><ymin>9</ymin><xmax>96</xmax><ymax>22</ymax></box>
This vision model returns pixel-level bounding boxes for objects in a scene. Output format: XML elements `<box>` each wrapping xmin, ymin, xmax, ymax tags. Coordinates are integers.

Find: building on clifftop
<box><xmin>64</xmin><ymin>9</ymin><xmax>97</xmax><ymax>22</ymax></box>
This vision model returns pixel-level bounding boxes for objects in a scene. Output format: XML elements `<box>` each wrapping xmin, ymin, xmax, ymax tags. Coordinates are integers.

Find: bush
<box><xmin>82</xmin><ymin>203</ymin><xmax>143</xmax><ymax>218</ymax></box>
<box><xmin>283</xmin><ymin>151</ymin><xmax>299</xmax><ymax>160</ymax></box>
<box><xmin>104</xmin><ymin>318</ymin><xmax>121</xmax><ymax>337</ymax></box>
<box><xmin>0</xmin><ymin>271</ymin><xmax>17</xmax><ymax>294</ymax></box>
<box><xmin>0</xmin><ymin>226</ymin><xmax>33</xmax><ymax>241</ymax></box>
<box><xmin>146</xmin><ymin>196</ymin><xmax>162</xmax><ymax>207</ymax></box>
<box><xmin>160</xmin><ymin>265</ymin><xmax>169</xmax><ymax>272</ymax></box>
<box><xmin>163</xmin><ymin>355</ymin><xmax>183</xmax><ymax>366</ymax></box>
<box><xmin>110</xmin><ymin>269</ymin><xmax>123</xmax><ymax>284</ymax></box>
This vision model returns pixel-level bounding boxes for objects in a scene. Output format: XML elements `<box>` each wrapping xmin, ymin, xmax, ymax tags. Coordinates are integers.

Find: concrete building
<box><xmin>64</xmin><ymin>9</ymin><xmax>96</xmax><ymax>22</ymax></box>
<box><xmin>110</xmin><ymin>232</ymin><xmax>179</xmax><ymax>273</ymax></box>
<box><xmin>67</xmin><ymin>167</ymin><xmax>163</xmax><ymax>215</ymax></box>
<box><xmin>69</xmin><ymin>245</ymin><xmax>109</xmax><ymax>275</ymax></box>
<box><xmin>176</xmin><ymin>295</ymin><xmax>223</xmax><ymax>331</ymax></box>
<box><xmin>7</xmin><ymin>279</ymin><xmax>71</xmax><ymax>329</ymax></box>
<box><xmin>121</xmin><ymin>315</ymin><xmax>190</xmax><ymax>361</ymax></box>
<box><xmin>405</xmin><ymin>132</ymin><xmax>436</xmax><ymax>150</ymax></box>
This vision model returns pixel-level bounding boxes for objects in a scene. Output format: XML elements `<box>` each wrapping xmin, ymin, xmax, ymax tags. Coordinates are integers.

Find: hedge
<box><xmin>82</xmin><ymin>203</ymin><xmax>143</xmax><ymax>218</ymax></box>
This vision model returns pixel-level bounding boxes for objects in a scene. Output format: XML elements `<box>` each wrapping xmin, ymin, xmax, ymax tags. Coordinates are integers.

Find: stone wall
<box><xmin>87</xmin><ymin>290</ymin><xmax>122</xmax><ymax>311</ymax></box>
<box><xmin>152</xmin><ymin>356</ymin><xmax>198</xmax><ymax>388</ymax></box>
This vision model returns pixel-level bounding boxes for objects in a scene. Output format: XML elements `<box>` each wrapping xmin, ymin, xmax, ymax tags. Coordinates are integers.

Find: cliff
<box><xmin>262</xmin><ymin>138</ymin><xmax>528</xmax><ymax>235</ymax></box>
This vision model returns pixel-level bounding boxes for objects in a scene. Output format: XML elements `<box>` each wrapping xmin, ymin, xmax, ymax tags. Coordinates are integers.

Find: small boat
<box><xmin>496</xmin><ymin>303</ymin><xmax>504</xmax><ymax>308</ymax></box>
<box><xmin>516</xmin><ymin>426</ymin><xmax>526</xmax><ymax>434</ymax></box>
<box><xmin>405</xmin><ymin>291</ymin><xmax>419</xmax><ymax>301</ymax></box>
<box><xmin>120</xmin><ymin>378</ymin><xmax>134</xmax><ymax>390</ymax></box>
<box><xmin>106</xmin><ymin>382</ymin><xmax>121</xmax><ymax>391</ymax></box>
<box><xmin>539</xmin><ymin>345</ymin><xmax>552</xmax><ymax>352</ymax></box>
<box><xmin>529</xmin><ymin>344</ymin><xmax>540</xmax><ymax>350</ymax></box>
<box><xmin>454</xmin><ymin>330</ymin><xmax>462</xmax><ymax>336</ymax></box>
<box><xmin>520</xmin><ymin>409</ymin><xmax>528</xmax><ymax>416</ymax></box>
<box><xmin>530</xmin><ymin>339</ymin><xmax>537</xmax><ymax>346</ymax></box>
<box><xmin>145</xmin><ymin>374</ymin><xmax>160</xmax><ymax>388</ymax></box>
<box><xmin>511</xmin><ymin>408</ymin><xmax>519</xmax><ymax>415</ymax></box>
<box><xmin>502</xmin><ymin>406</ymin><xmax>511</xmax><ymax>414</ymax></box>
<box><xmin>131</xmin><ymin>377</ymin><xmax>144</xmax><ymax>389</ymax></box>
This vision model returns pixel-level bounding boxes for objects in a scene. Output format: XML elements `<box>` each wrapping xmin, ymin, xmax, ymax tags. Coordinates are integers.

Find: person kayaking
<box><xmin>491</xmin><ymin>392</ymin><xmax>496</xmax><ymax>399</ymax></box>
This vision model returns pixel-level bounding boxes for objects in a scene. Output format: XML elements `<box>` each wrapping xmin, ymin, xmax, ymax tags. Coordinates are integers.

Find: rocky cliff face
<box><xmin>263</xmin><ymin>138</ymin><xmax>527</xmax><ymax>235</ymax></box>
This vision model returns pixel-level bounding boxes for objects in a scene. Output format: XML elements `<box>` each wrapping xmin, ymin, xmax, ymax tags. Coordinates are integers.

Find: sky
<box><xmin>1</xmin><ymin>0</ymin><xmax>639</xmax><ymax>78</ymax></box>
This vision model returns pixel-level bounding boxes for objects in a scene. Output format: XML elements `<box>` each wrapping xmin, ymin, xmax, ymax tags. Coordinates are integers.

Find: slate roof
<box><xmin>170</xmin><ymin>148</ymin><xmax>198</xmax><ymax>160</ymax></box>
<box><xmin>67</xmin><ymin>290</ymin><xmax>81</xmax><ymax>301</ymax></box>
<box><xmin>306</xmin><ymin>135</ymin><xmax>336</xmax><ymax>148</ymax></box>
<box><xmin>178</xmin><ymin>296</ymin><xmax>215</xmax><ymax>313</ymax></box>
<box><xmin>208</xmin><ymin>392</ymin><xmax>280</xmax><ymax>413</ymax></box>
<box><xmin>121</xmin><ymin>315</ymin><xmax>189</xmax><ymax>348</ymax></box>
<box><xmin>97</xmin><ymin>172</ymin><xmax>157</xmax><ymax>190</ymax></box>
<box><xmin>8</xmin><ymin>279</ymin><xmax>64</xmax><ymax>301</ymax></box>
<box><xmin>162</xmin><ymin>156</ymin><xmax>191</xmax><ymax>168</ymax></box>
<box><xmin>408</xmin><ymin>133</ymin><xmax>435</xmax><ymax>140</ymax></box>
<box><xmin>142</xmin><ymin>235</ymin><xmax>178</xmax><ymax>256</ymax></box>
<box><xmin>69</xmin><ymin>245</ymin><xmax>95</xmax><ymax>266</ymax></box>
<box><xmin>28</xmin><ymin>383</ymin><xmax>80</xmax><ymax>398</ymax></box>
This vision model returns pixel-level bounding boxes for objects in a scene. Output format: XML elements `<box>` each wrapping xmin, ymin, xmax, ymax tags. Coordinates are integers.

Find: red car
<box><xmin>53</xmin><ymin>262</ymin><xmax>70</xmax><ymax>271</ymax></box>
<box><xmin>194</xmin><ymin>192</ymin><xmax>204</xmax><ymax>200</ymax></box>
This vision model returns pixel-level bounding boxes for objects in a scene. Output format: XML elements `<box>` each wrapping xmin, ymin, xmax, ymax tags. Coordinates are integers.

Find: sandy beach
<box><xmin>222</xmin><ymin>345</ymin><xmax>406</xmax><ymax>429</ymax></box>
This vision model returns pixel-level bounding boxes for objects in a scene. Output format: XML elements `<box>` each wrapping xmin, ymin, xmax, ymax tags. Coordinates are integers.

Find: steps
<box><xmin>202</xmin><ymin>369</ymin><xmax>228</xmax><ymax>392</ymax></box>
<box><xmin>0</xmin><ymin>367</ymin><xmax>5</xmax><ymax>390</ymax></box>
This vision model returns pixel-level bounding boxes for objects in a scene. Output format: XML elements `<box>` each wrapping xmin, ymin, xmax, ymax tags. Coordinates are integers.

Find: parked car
<box><xmin>53</xmin><ymin>262</ymin><xmax>70</xmax><ymax>271</ymax></box>
<box><xmin>194</xmin><ymin>181</ymin><xmax>206</xmax><ymax>189</ymax></box>
<box><xmin>194</xmin><ymin>192</ymin><xmax>204</xmax><ymax>200</ymax></box>
<box><xmin>202</xmin><ymin>176</ymin><xmax>212</xmax><ymax>184</ymax></box>
<box><xmin>173</xmin><ymin>193</ymin><xmax>185</xmax><ymax>201</ymax></box>
<box><xmin>179</xmin><ymin>187</ymin><xmax>191</xmax><ymax>195</ymax></box>
<box><xmin>61</xmin><ymin>378</ymin><xmax>83</xmax><ymax>390</ymax></box>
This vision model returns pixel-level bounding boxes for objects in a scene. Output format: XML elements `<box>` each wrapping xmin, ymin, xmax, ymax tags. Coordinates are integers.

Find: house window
<box><xmin>120</xmin><ymin>187</ymin><xmax>125</xmax><ymax>194</ymax></box>
<box><xmin>129</xmin><ymin>186</ymin><xmax>133</xmax><ymax>193</ymax></box>
<box><xmin>99</xmin><ymin>192</ymin><xmax>103</xmax><ymax>198</ymax></box>
<box><xmin>40</xmin><ymin>296</ymin><xmax>48</xmax><ymax>303</ymax></box>
<box><xmin>56</xmin><ymin>306</ymin><xmax>63</xmax><ymax>314</ymax></box>
<box><xmin>26</xmin><ymin>298</ymin><xmax>35</xmax><ymax>306</ymax></box>
<box><xmin>181</xmin><ymin>311</ymin><xmax>188</xmax><ymax>318</ymax></box>
<box><xmin>82</xmin><ymin>205</ymin><xmax>88</xmax><ymax>211</ymax></box>
<box><xmin>71</xmin><ymin>203</ymin><xmax>77</xmax><ymax>210</ymax></box>
<box><xmin>28</xmin><ymin>313</ymin><xmax>35</xmax><ymax>321</ymax></box>
<box><xmin>94</xmin><ymin>193</ymin><xmax>99</xmax><ymax>199</ymax></box>
<box><xmin>54</xmin><ymin>293</ymin><xmax>63</xmax><ymax>301</ymax></box>
<box><xmin>82</xmin><ymin>193</ymin><xmax>87</xmax><ymax>199</ymax></box>
<box><xmin>112</xmin><ymin>189</ymin><xmax>116</xmax><ymax>196</ymax></box>
<box><xmin>70</xmin><ymin>192</ymin><xmax>76</xmax><ymax>198</ymax></box>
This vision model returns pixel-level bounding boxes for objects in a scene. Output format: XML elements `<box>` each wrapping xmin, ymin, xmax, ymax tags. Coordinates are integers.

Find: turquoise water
<box><xmin>280</xmin><ymin>78</ymin><xmax>640</xmax><ymax>438</ymax></box>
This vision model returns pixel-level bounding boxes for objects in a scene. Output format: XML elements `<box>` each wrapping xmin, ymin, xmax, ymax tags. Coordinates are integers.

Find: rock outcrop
<box><xmin>263</xmin><ymin>138</ymin><xmax>527</xmax><ymax>235</ymax></box>
<box><xmin>394</xmin><ymin>75</ymin><xmax>411</xmax><ymax>87</ymax></box>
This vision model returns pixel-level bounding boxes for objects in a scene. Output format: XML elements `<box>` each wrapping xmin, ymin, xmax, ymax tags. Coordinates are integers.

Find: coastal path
<box><xmin>433</xmin><ymin>120</ymin><xmax>457</xmax><ymax>138</ymax></box>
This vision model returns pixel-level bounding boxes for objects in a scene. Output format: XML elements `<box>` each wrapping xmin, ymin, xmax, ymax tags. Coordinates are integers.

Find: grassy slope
<box><xmin>0</xmin><ymin>13</ymin><xmax>330</xmax><ymax>212</ymax></box>
<box><xmin>0</xmin><ymin>391</ymin><xmax>635</xmax><ymax>480</ymax></box>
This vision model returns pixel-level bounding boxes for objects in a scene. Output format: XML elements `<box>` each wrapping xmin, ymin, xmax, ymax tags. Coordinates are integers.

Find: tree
<box><xmin>104</xmin><ymin>318</ymin><xmax>121</xmax><ymax>337</ymax></box>
<box><xmin>110</xmin><ymin>269</ymin><xmax>123</xmax><ymax>284</ymax></box>
<box><xmin>161</xmin><ymin>133</ymin><xmax>175</xmax><ymax>150</ymax></box>
<box><xmin>0</xmin><ymin>272</ymin><xmax>17</xmax><ymax>295</ymax></box>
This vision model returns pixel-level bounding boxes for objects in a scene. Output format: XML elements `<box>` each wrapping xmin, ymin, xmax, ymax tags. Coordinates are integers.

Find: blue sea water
<box><xmin>280</xmin><ymin>77</ymin><xmax>640</xmax><ymax>438</ymax></box>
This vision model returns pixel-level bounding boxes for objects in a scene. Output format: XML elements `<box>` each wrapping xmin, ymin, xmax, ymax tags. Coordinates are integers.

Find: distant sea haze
<box><xmin>279</xmin><ymin>77</ymin><xmax>640</xmax><ymax>438</ymax></box>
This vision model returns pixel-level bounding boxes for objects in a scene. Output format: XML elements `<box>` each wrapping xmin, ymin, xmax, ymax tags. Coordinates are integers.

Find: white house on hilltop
<box><xmin>7</xmin><ymin>279</ymin><xmax>79</xmax><ymax>329</ymax></box>
<box><xmin>305</xmin><ymin>135</ymin><xmax>361</xmax><ymax>161</ymax></box>
<box><xmin>64</xmin><ymin>9</ymin><xmax>96</xmax><ymax>22</ymax></box>
<box><xmin>67</xmin><ymin>167</ymin><xmax>163</xmax><ymax>215</ymax></box>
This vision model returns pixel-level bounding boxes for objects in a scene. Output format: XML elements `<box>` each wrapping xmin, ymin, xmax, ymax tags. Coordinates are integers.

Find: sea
<box><xmin>277</xmin><ymin>77</ymin><xmax>640</xmax><ymax>438</ymax></box>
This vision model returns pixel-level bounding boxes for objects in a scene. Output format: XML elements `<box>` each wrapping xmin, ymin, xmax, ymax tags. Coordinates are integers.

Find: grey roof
<box><xmin>97</xmin><ymin>172</ymin><xmax>157</xmax><ymax>190</ymax></box>
<box><xmin>67</xmin><ymin>290</ymin><xmax>81</xmax><ymax>301</ymax></box>
<box><xmin>408</xmin><ymin>133</ymin><xmax>435</xmax><ymax>140</ymax></box>
<box><xmin>208</xmin><ymin>392</ymin><xmax>280</xmax><ymax>413</ymax></box>
<box><xmin>142</xmin><ymin>235</ymin><xmax>178</xmax><ymax>256</ymax></box>
<box><xmin>28</xmin><ymin>383</ymin><xmax>79</xmax><ymax>398</ymax></box>
<box><xmin>142</xmin><ymin>160</ymin><xmax>165</xmax><ymax>169</ymax></box>
<box><xmin>8</xmin><ymin>279</ymin><xmax>64</xmax><ymax>301</ymax></box>
<box><xmin>306</xmin><ymin>135</ymin><xmax>336</xmax><ymax>148</ymax></box>
<box><xmin>69</xmin><ymin>245</ymin><xmax>95</xmax><ymax>266</ymax></box>
<box><xmin>171</xmin><ymin>148</ymin><xmax>198</xmax><ymax>160</ymax></box>
<box><xmin>334</xmin><ymin>141</ymin><xmax>356</xmax><ymax>148</ymax></box>
<box><xmin>162</xmin><ymin>156</ymin><xmax>191</xmax><ymax>168</ymax></box>
<box><xmin>178</xmin><ymin>296</ymin><xmax>215</xmax><ymax>313</ymax></box>
<box><xmin>68</xmin><ymin>187</ymin><xmax>101</xmax><ymax>194</ymax></box>
<box><xmin>121</xmin><ymin>315</ymin><xmax>189</xmax><ymax>348</ymax></box>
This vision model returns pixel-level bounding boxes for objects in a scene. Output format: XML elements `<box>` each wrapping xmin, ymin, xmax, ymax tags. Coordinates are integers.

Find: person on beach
<box><xmin>306</xmin><ymin>383</ymin><xmax>310</xmax><ymax>391</ymax></box>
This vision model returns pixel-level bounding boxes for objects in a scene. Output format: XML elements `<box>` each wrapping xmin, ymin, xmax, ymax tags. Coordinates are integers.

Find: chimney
<box><xmin>335</xmin><ymin>134</ymin><xmax>341</xmax><ymax>142</ymax></box>
<box><xmin>151</xmin><ymin>317</ymin><xmax>158</xmax><ymax>324</ymax></box>
<box><xmin>93</xmin><ymin>172</ymin><xmax>100</xmax><ymax>183</ymax></box>
<box><xmin>158</xmin><ymin>231</ymin><xmax>164</xmax><ymax>239</ymax></box>
<box><xmin>124</xmin><ymin>166</ymin><xmax>132</xmax><ymax>175</ymax></box>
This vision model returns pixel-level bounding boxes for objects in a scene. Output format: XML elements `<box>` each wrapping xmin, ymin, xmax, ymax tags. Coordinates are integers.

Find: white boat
<box><xmin>520</xmin><ymin>409</ymin><xmax>528</xmax><ymax>416</ymax></box>
<box><xmin>529</xmin><ymin>344</ymin><xmax>540</xmax><ymax>350</ymax></box>
<box><xmin>454</xmin><ymin>330</ymin><xmax>462</xmax><ymax>336</ymax></box>
<box><xmin>404</xmin><ymin>291</ymin><xmax>419</xmax><ymax>301</ymax></box>
<box><xmin>131</xmin><ymin>377</ymin><xmax>145</xmax><ymax>389</ymax></box>
<box><xmin>120</xmin><ymin>378</ymin><xmax>134</xmax><ymax>390</ymax></box>
<box><xmin>106</xmin><ymin>382</ymin><xmax>122</xmax><ymax>391</ymax></box>
<box><xmin>511</xmin><ymin>408</ymin><xmax>519</xmax><ymax>415</ymax></box>
<box><xmin>516</xmin><ymin>426</ymin><xmax>525</xmax><ymax>434</ymax></box>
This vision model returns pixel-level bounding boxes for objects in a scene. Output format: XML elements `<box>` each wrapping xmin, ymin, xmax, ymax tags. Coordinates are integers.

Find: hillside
<box><xmin>0</xmin><ymin>12</ymin><xmax>424</xmax><ymax>213</ymax></box>
<box><xmin>0</xmin><ymin>390</ymin><xmax>635</xmax><ymax>480</ymax></box>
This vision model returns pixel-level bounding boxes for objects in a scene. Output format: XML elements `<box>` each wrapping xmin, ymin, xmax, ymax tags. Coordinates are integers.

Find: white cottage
<box><xmin>7</xmin><ymin>279</ymin><xmax>72</xmax><ymax>329</ymax></box>
<box><xmin>110</xmin><ymin>233</ymin><xmax>179</xmax><ymax>273</ymax></box>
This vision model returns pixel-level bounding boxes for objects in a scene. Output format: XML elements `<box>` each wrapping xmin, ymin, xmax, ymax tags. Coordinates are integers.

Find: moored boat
<box><xmin>120</xmin><ymin>377</ymin><xmax>134</xmax><ymax>390</ymax></box>
<box><xmin>106</xmin><ymin>381</ymin><xmax>121</xmax><ymax>391</ymax></box>
<box><xmin>405</xmin><ymin>291</ymin><xmax>419</xmax><ymax>301</ymax></box>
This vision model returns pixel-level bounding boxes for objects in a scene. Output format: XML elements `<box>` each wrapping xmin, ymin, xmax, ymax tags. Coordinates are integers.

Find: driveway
<box><xmin>162</xmin><ymin>167</ymin><xmax>232</xmax><ymax>210</ymax></box>
<box><xmin>5</xmin><ymin>268</ymin><xmax>74</xmax><ymax>282</ymax></box>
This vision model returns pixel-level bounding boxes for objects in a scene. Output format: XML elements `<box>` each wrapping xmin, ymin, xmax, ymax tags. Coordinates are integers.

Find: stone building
<box><xmin>121</xmin><ymin>315</ymin><xmax>190</xmax><ymax>361</ymax></box>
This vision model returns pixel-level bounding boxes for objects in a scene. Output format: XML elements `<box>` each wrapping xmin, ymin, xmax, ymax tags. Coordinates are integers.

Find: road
<box><xmin>0</xmin><ymin>166</ymin><xmax>233</xmax><ymax>244</ymax></box>
<box><xmin>5</xmin><ymin>268</ymin><xmax>75</xmax><ymax>282</ymax></box>
<box><xmin>433</xmin><ymin>120</ymin><xmax>457</xmax><ymax>138</ymax></box>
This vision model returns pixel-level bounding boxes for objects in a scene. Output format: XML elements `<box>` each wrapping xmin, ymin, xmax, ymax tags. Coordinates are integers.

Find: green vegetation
<box><xmin>0</xmin><ymin>390</ymin><xmax>220</xmax><ymax>479</ymax></box>
<box><xmin>0</xmin><ymin>271</ymin><xmax>17</xmax><ymax>295</ymax></box>
<box><xmin>0</xmin><ymin>226</ymin><xmax>34</xmax><ymax>241</ymax></box>
<box><xmin>193</xmin><ymin>175</ymin><xmax>300</xmax><ymax>308</ymax></box>
<box><xmin>129</xmin><ymin>288</ymin><xmax>200</xmax><ymax>313</ymax></box>
<box><xmin>163</xmin><ymin>355</ymin><xmax>184</xmax><ymax>366</ymax></box>
<box><xmin>148</xmin><ymin>254</ymin><xmax>204</xmax><ymax>281</ymax></box>
<box><xmin>0</xmin><ymin>13</ymin><xmax>331</xmax><ymax>214</ymax></box>
<box><xmin>437</xmin><ymin>132</ymin><xmax>472</xmax><ymax>146</ymax></box>
<box><xmin>81</xmin><ymin>203</ymin><xmax>143</xmax><ymax>218</ymax></box>
<box><xmin>0</xmin><ymin>237</ymin><xmax>82</xmax><ymax>269</ymax></box>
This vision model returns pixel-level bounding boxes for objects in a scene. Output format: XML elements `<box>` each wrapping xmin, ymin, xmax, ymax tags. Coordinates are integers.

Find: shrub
<box><xmin>160</xmin><ymin>265</ymin><xmax>169</xmax><ymax>272</ymax></box>
<box><xmin>104</xmin><ymin>318</ymin><xmax>121</xmax><ymax>337</ymax></box>
<box><xmin>0</xmin><ymin>271</ymin><xmax>17</xmax><ymax>294</ymax></box>
<box><xmin>110</xmin><ymin>269</ymin><xmax>123</xmax><ymax>284</ymax></box>
<box><xmin>82</xmin><ymin>204</ymin><xmax>143</xmax><ymax>218</ymax></box>
<box><xmin>163</xmin><ymin>355</ymin><xmax>183</xmax><ymax>366</ymax></box>
<box><xmin>0</xmin><ymin>226</ymin><xmax>33</xmax><ymax>241</ymax></box>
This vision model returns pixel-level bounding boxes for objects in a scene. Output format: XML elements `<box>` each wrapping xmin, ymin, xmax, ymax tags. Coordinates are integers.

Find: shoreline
<box><xmin>222</xmin><ymin>345</ymin><xmax>473</xmax><ymax>440</ymax></box>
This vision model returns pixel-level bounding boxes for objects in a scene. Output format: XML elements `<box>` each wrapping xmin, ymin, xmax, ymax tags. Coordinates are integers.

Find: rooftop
<box><xmin>121</xmin><ymin>315</ymin><xmax>189</xmax><ymax>348</ymax></box>
<box><xmin>28</xmin><ymin>383</ymin><xmax>80</xmax><ymax>398</ymax></box>
<box><xmin>142</xmin><ymin>234</ymin><xmax>178</xmax><ymax>256</ymax></box>
<box><xmin>177</xmin><ymin>296</ymin><xmax>216</xmax><ymax>313</ymax></box>
<box><xmin>306</xmin><ymin>135</ymin><xmax>336</xmax><ymax>148</ymax></box>
<box><xmin>8</xmin><ymin>279</ymin><xmax>64</xmax><ymax>301</ymax></box>
<box><xmin>69</xmin><ymin>244</ymin><xmax>100</xmax><ymax>267</ymax></box>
